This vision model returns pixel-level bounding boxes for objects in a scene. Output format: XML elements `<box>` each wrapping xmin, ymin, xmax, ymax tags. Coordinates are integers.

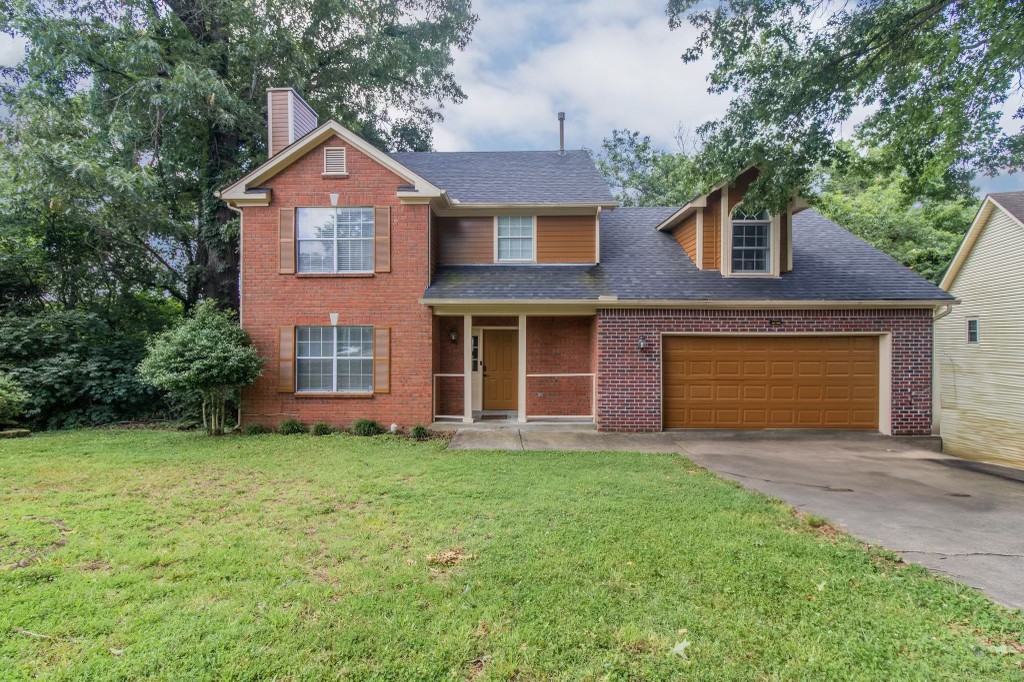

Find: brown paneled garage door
<box><xmin>663</xmin><ymin>336</ymin><xmax>879</xmax><ymax>429</ymax></box>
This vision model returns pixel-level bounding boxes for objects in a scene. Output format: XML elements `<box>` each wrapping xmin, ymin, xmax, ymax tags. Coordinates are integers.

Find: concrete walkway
<box><xmin>444</xmin><ymin>426</ymin><xmax>1024</xmax><ymax>611</ymax></box>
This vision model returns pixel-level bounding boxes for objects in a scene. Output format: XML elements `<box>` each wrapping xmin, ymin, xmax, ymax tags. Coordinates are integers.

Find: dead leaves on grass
<box><xmin>5</xmin><ymin>516</ymin><xmax>71</xmax><ymax>570</ymax></box>
<box><xmin>426</xmin><ymin>548</ymin><xmax>477</xmax><ymax>567</ymax></box>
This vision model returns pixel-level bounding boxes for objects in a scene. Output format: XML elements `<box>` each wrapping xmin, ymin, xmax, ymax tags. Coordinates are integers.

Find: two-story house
<box><xmin>216</xmin><ymin>88</ymin><xmax>954</xmax><ymax>434</ymax></box>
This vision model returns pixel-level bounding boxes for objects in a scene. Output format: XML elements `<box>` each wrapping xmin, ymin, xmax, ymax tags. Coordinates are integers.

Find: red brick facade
<box><xmin>595</xmin><ymin>308</ymin><xmax>934</xmax><ymax>434</ymax></box>
<box><xmin>240</xmin><ymin>136</ymin><xmax>433</xmax><ymax>429</ymax></box>
<box><xmin>236</xmin><ymin>133</ymin><xmax>935</xmax><ymax>434</ymax></box>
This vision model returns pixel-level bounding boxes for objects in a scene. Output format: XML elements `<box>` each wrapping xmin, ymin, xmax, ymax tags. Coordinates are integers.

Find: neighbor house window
<box><xmin>497</xmin><ymin>215</ymin><xmax>534</xmax><ymax>261</ymax></box>
<box><xmin>731</xmin><ymin>209</ymin><xmax>771</xmax><ymax>273</ymax></box>
<box><xmin>967</xmin><ymin>318</ymin><xmax>979</xmax><ymax>344</ymax></box>
<box><xmin>296</xmin><ymin>207</ymin><xmax>374</xmax><ymax>273</ymax></box>
<box><xmin>296</xmin><ymin>326</ymin><xmax>373</xmax><ymax>392</ymax></box>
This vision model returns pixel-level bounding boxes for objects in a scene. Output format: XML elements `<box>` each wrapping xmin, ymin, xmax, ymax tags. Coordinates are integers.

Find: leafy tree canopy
<box><xmin>1</xmin><ymin>0</ymin><xmax>476</xmax><ymax>309</ymax></box>
<box><xmin>594</xmin><ymin>129</ymin><xmax>702</xmax><ymax>207</ymax></box>
<box><xmin>667</xmin><ymin>0</ymin><xmax>1023</xmax><ymax>211</ymax></box>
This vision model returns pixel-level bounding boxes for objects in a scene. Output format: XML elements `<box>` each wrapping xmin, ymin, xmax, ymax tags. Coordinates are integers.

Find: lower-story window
<box><xmin>296</xmin><ymin>326</ymin><xmax>373</xmax><ymax>392</ymax></box>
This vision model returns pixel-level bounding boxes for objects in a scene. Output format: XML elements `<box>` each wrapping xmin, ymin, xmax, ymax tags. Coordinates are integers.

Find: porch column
<box><xmin>463</xmin><ymin>314</ymin><xmax>473</xmax><ymax>423</ymax></box>
<box><xmin>518</xmin><ymin>314</ymin><xmax>527</xmax><ymax>423</ymax></box>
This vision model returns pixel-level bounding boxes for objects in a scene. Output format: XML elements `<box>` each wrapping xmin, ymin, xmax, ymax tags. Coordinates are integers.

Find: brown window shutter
<box><xmin>374</xmin><ymin>206</ymin><xmax>391</xmax><ymax>273</ymax></box>
<box><xmin>373</xmin><ymin>327</ymin><xmax>390</xmax><ymax>393</ymax></box>
<box><xmin>279</xmin><ymin>208</ymin><xmax>295</xmax><ymax>274</ymax></box>
<box><xmin>278</xmin><ymin>326</ymin><xmax>295</xmax><ymax>393</ymax></box>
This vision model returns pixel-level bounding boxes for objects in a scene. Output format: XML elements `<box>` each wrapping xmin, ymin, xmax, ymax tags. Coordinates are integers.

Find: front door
<box><xmin>483</xmin><ymin>330</ymin><xmax>517</xmax><ymax>410</ymax></box>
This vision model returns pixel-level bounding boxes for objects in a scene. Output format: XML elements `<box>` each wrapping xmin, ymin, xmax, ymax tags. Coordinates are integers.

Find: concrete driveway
<box><xmin>447</xmin><ymin>426</ymin><xmax>1024</xmax><ymax>610</ymax></box>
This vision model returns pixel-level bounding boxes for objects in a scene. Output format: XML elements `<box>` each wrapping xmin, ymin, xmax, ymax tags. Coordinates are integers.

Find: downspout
<box><xmin>931</xmin><ymin>303</ymin><xmax>953</xmax><ymax>437</ymax></box>
<box><xmin>223</xmin><ymin>198</ymin><xmax>244</xmax><ymax>431</ymax></box>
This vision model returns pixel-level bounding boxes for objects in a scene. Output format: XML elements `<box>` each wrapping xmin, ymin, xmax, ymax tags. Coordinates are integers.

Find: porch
<box><xmin>432</xmin><ymin>314</ymin><xmax>597</xmax><ymax>424</ymax></box>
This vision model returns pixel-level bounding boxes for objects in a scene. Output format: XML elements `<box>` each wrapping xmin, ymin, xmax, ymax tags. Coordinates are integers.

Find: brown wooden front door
<box><xmin>663</xmin><ymin>335</ymin><xmax>879</xmax><ymax>429</ymax></box>
<box><xmin>483</xmin><ymin>330</ymin><xmax>517</xmax><ymax>410</ymax></box>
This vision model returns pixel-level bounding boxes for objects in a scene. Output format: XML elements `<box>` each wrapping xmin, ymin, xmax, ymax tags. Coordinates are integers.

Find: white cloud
<box><xmin>0</xmin><ymin>34</ymin><xmax>27</xmax><ymax>66</ymax></box>
<box><xmin>434</xmin><ymin>0</ymin><xmax>727</xmax><ymax>152</ymax></box>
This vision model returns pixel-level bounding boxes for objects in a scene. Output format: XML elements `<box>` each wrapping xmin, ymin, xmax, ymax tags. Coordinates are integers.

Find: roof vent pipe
<box><xmin>558</xmin><ymin>112</ymin><xmax>565</xmax><ymax>155</ymax></box>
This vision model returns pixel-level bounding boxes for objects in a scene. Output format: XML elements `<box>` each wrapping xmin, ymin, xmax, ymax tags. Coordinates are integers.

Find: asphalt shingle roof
<box><xmin>389</xmin><ymin>150</ymin><xmax>615</xmax><ymax>205</ymax></box>
<box><xmin>991</xmin><ymin>191</ymin><xmax>1024</xmax><ymax>223</ymax></box>
<box><xmin>423</xmin><ymin>207</ymin><xmax>954</xmax><ymax>303</ymax></box>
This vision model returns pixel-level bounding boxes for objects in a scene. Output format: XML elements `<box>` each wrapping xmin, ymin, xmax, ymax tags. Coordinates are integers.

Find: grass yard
<box><xmin>1</xmin><ymin>430</ymin><xmax>1023</xmax><ymax>680</ymax></box>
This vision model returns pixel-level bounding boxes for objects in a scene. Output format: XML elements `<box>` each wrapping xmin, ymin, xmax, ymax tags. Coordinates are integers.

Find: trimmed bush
<box><xmin>244</xmin><ymin>423</ymin><xmax>271</xmax><ymax>436</ymax></box>
<box><xmin>310</xmin><ymin>422</ymin><xmax>333</xmax><ymax>436</ymax></box>
<box><xmin>138</xmin><ymin>302</ymin><xmax>263</xmax><ymax>435</ymax></box>
<box><xmin>410</xmin><ymin>425</ymin><xmax>430</xmax><ymax>441</ymax></box>
<box><xmin>351</xmin><ymin>419</ymin><xmax>383</xmax><ymax>436</ymax></box>
<box><xmin>278</xmin><ymin>419</ymin><xmax>306</xmax><ymax>435</ymax></box>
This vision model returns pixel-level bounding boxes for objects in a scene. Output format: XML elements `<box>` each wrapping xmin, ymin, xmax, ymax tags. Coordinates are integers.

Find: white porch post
<box><xmin>518</xmin><ymin>314</ymin><xmax>527</xmax><ymax>423</ymax></box>
<box><xmin>463</xmin><ymin>314</ymin><xmax>473</xmax><ymax>423</ymax></box>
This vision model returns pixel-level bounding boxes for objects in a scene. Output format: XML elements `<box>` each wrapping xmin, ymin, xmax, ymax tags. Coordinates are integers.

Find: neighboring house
<box><xmin>216</xmin><ymin>87</ymin><xmax>953</xmax><ymax>434</ymax></box>
<box><xmin>935</xmin><ymin>192</ymin><xmax>1024</xmax><ymax>467</ymax></box>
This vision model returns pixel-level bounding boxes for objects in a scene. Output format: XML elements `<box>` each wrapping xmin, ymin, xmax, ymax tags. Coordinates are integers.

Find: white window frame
<box><xmin>296</xmin><ymin>207</ymin><xmax>374</xmax><ymax>274</ymax></box>
<box><xmin>495</xmin><ymin>215</ymin><xmax>535</xmax><ymax>263</ymax></box>
<box><xmin>296</xmin><ymin>325</ymin><xmax>374</xmax><ymax>393</ymax></box>
<box><xmin>966</xmin><ymin>318</ymin><xmax>979</xmax><ymax>344</ymax></box>
<box><xmin>730</xmin><ymin>209</ymin><xmax>772</xmax><ymax>274</ymax></box>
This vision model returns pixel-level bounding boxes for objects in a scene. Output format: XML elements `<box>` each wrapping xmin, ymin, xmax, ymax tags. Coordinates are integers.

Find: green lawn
<box><xmin>1</xmin><ymin>430</ymin><xmax>1022</xmax><ymax>680</ymax></box>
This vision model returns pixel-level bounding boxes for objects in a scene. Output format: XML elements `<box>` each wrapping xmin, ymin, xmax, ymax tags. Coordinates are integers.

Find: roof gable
<box><xmin>940</xmin><ymin>192</ymin><xmax>1024</xmax><ymax>291</ymax></box>
<box><xmin>216</xmin><ymin>120</ymin><xmax>444</xmax><ymax>205</ymax></box>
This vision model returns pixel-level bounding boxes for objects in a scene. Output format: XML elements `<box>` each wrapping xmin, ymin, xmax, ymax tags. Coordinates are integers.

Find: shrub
<box><xmin>310</xmin><ymin>422</ymin><xmax>333</xmax><ymax>436</ymax></box>
<box><xmin>0</xmin><ymin>372</ymin><xmax>29</xmax><ymax>426</ymax></box>
<box><xmin>278</xmin><ymin>418</ymin><xmax>306</xmax><ymax>435</ymax></box>
<box><xmin>244</xmin><ymin>423</ymin><xmax>271</xmax><ymax>436</ymax></box>
<box><xmin>0</xmin><ymin>311</ymin><xmax>166</xmax><ymax>429</ymax></box>
<box><xmin>410</xmin><ymin>424</ymin><xmax>430</xmax><ymax>441</ymax></box>
<box><xmin>351</xmin><ymin>418</ymin><xmax>383</xmax><ymax>436</ymax></box>
<box><xmin>138</xmin><ymin>301</ymin><xmax>264</xmax><ymax>436</ymax></box>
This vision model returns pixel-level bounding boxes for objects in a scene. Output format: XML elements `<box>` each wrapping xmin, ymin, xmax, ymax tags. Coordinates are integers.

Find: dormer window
<box><xmin>731</xmin><ymin>209</ymin><xmax>771</xmax><ymax>274</ymax></box>
<box><xmin>496</xmin><ymin>216</ymin><xmax>535</xmax><ymax>262</ymax></box>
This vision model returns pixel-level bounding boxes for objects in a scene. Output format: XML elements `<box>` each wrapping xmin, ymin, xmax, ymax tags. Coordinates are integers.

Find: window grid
<box><xmin>966</xmin><ymin>318</ymin><xmax>979</xmax><ymax>344</ymax></box>
<box><xmin>296</xmin><ymin>326</ymin><xmax>374</xmax><ymax>393</ymax></box>
<box><xmin>296</xmin><ymin>208</ymin><xmax>374</xmax><ymax>274</ymax></box>
<box><xmin>497</xmin><ymin>215</ymin><xmax>534</xmax><ymax>262</ymax></box>
<box><xmin>731</xmin><ymin>209</ymin><xmax>771</xmax><ymax>274</ymax></box>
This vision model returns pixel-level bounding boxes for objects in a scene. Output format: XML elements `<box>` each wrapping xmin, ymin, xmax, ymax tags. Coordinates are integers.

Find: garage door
<box><xmin>663</xmin><ymin>336</ymin><xmax>879</xmax><ymax>429</ymax></box>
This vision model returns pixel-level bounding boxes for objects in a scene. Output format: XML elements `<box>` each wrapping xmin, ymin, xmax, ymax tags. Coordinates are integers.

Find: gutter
<box><xmin>419</xmin><ymin>298</ymin><xmax>959</xmax><ymax>310</ymax></box>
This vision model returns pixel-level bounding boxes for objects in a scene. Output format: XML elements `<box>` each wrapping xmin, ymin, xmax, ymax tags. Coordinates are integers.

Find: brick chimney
<box><xmin>266</xmin><ymin>87</ymin><xmax>319</xmax><ymax>157</ymax></box>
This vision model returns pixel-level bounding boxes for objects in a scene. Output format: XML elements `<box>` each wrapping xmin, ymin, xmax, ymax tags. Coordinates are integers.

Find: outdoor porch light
<box><xmin>449</xmin><ymin>329</ymin><xmax>459</xmax><ymax>344</ymax></box>
<box><xmin>638</xmin><ymin>337</ymin><xmax>648</xmax><ymax>351</ymax></box>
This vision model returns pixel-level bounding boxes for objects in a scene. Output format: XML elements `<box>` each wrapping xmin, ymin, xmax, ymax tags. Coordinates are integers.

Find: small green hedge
<box><xmin>351</xmin><ymin>419</ymin><xmax>383</xmax><ymax>436</ymax></box>
<box><xmin>278</xmin><ymin>419</ymin><xmax>306</xmax><ymax>435</ymax></box>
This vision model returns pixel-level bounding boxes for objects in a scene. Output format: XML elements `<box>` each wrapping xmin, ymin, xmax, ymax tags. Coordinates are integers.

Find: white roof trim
<box><xmin>216</xmin><ymin>120</ymin><xmax>445</xmax><ymax>203</ymax></box>
<box><xmin>938</xmin><ymin>195</ymin><xmax>1024</xmax><ymax>291</ymax></box>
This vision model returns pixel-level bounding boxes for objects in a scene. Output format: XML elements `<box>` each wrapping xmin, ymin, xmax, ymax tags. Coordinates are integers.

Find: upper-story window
<box><xmin>296</xmin><ymin>207</ymin><xmax>374</xmax><ymax>273</ymax></box>
<box><xmin>497</xmin><ymin>216</ymin><xmax>534</xmax><ymax>262</ymax></box>
<box><xmin>731</xmin><ymin>209</ymin><xmax>771</xmax><ymax>274</ymax></box>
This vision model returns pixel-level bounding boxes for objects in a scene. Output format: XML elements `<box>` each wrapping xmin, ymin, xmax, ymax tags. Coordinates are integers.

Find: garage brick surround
<box><xmin>595</xmin><ymin>308</ymin><xmax>934</xmax><ymax>435</ymax></box>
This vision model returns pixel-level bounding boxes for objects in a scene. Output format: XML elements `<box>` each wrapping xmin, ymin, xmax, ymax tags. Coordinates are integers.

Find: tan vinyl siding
<box><xmin>436</xmin><ymin>216</ymin><xmax>494</xmax><ymax>265</ymax></box>
<box><xmin>269</xmin><ymin>90</ymin><xmax>291</xmax><ymax>156</ymax></box>
<box><xmin>935</xmin><ymin>207</ymin><xmax>1024</xmax><ymax>468</ymax></box>
<box><xmin>703</xmin><ymin>189</ymin><xmax>722</xmax><ymax>269</ymax></box>
<box><xmin>536</xmin><ymin>215</ymin><xmax>596</xmax><ymax>263</ymax></box>
<box><xmin>670</xmin><ymin>212</ymin><xmax>698</xmax><ymax>264</ymax></box>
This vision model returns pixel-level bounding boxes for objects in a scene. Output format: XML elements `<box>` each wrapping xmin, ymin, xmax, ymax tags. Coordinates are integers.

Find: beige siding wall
<box><xmin>935</xmin><ymin>207</ymin><xmax>1024</xmax><ymax>468</ymax></box>
<box><xmin>269</xmin><ymin>90</ymin><xmax>291</xmax><ymax>156</ymax></box>
<box><xmin>670</xmin><ymin>212</ymin><xmax>698</xmax><ymax>264</ymax></box>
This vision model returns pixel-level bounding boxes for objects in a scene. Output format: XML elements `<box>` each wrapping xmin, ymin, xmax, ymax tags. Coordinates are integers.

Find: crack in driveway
<box><xmin>711</xmin><ymin>468</ymin><xmax>856</xmax><ymax>492</ymax></box>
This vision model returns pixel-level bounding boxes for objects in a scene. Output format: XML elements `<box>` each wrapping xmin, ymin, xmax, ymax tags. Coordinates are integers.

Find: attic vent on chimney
<box><xmin>324</xmin><ymin>147</ymin><xmax>348</xmax><ymax>175</ymax></box>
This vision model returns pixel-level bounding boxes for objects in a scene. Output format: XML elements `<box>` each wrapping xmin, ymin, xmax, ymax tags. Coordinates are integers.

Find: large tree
<box><xmin>594</xmin><ymin>129</ymin><xmax>702</xmax><ymax>207</ymax></box>
<box><xmin>0</xmin><ymin>0</ymin><xmax>476</xmax><ymax>310</ymax></box>
<box><xmin>667</xmin><ymin>0</ymin><xmax>1023</xmax><ymax>210</ymax></box>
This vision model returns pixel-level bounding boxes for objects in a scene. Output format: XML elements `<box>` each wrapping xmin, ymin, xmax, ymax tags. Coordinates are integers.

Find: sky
<box><xmin>0</xmin><ymin>0</ymin><xmax>1018</xmax><ymax>195</ymax></box>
